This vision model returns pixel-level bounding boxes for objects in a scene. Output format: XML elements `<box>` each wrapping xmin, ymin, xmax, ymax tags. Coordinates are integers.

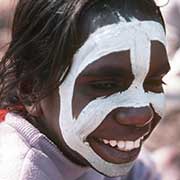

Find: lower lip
<box><xmin>88</xmin><ymin>138</ymin><xmax>141</xmax><ymax>164</ymax></box>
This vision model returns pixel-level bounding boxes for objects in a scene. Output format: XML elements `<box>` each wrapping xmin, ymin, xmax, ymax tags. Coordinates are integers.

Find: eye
<box><xmin>144</xmin><ymin>78</ymin><xmax>166</xmax><ymax>93</ymax></box>
<box><xmin>76</xmin><ymin>77</ymin><xmax>132</xmax><ymax>98</ymax></box>
<box><xmin>87</xmin><ymin>79</ymin><xmax>129</xmax><ymax>97</ymax></box>
<box><xmin>90</xmin><ymin>81</ymin><xmax>120</xmax><ymax>90</ymax></box>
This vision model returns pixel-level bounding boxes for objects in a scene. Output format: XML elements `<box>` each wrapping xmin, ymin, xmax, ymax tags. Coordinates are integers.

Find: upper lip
<box><xmin>87</xmin><ymin>123</ymin><xmax>151</xmax><ymax>142</ymax></box>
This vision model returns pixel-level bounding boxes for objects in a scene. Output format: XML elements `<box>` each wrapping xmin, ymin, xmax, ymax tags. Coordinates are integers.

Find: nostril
<box><xmin>114</xmin><ymin>106</ymin><xmax>154</xmax><ymax>127</ymax></box>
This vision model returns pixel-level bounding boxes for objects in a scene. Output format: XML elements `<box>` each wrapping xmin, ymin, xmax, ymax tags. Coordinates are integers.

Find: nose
<box><xmin>114</xmin><ymin>106</ymin><xmax>154</xmax><ymax>127</ymax></box>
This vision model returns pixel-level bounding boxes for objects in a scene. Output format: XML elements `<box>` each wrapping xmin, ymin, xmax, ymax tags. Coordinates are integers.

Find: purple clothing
<box><xmin>0</xmin><ymin>113</ymin><xmax>161</xmax><ymax>180</ymax></box>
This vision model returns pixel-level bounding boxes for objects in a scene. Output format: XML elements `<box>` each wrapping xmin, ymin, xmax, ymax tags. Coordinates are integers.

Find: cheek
<box><xmin>72</xmin><ymin>83</ymin><xmax>94</xmax><ymax>119</ymax></box>
<box><xmin>151</xmin><ymin>111</ymin><xmax>161</xmax><ymax>130</ymax></box>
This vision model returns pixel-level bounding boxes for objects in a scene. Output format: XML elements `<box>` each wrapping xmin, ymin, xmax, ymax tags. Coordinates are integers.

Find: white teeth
<box><xmin>134</xmin><ymin>139</ymin><xmax>141</xmax><ymax>148</ymax></box>
<box><xmin>102</xmin><ymin>136</ymin><xmax>143</xmax><ymax>151</ymax></box>
<box><xmin>103</xmin><ymin>139</ymin><xmax>109</xmax><ymax>144</ymax></box>
<box><xmin>125</xmin><ymin>141</ymin><xmax>134</xmax><ymax>151</ymax></box>
<box><xmin>117</xmin><ymin>141</ymin><xmax>125</xmax><ymax>149</ymax></box>
<box><xmin>109</xmin><ymin>140</ymin><xmax>117</xmax><ymax>147</ymax></box>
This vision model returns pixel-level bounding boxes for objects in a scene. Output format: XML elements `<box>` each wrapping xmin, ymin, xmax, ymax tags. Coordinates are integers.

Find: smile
<box><xmin>101</xmin><ymin>136</ymin><xmax>144</xmax><ymax>151</ymax></box>
<box><xmin>87</xmin><ymin>136</ymin><xmax>144</xmax><ymax>164</ymax></box>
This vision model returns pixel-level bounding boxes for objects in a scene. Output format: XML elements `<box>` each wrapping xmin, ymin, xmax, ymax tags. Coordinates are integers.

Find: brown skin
<box><xmin>25</xmin><ymin>5</ymin><xmax>170</xmax><ymax>167</ymax></box>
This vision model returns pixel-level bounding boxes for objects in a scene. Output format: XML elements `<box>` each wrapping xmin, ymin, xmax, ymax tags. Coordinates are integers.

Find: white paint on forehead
<box><xmin>71</xmin><ymin>20</ymin><xmax>165</xmax><ymax>77</ymax></box>
<box><xmin>59</xmin><ymin>20</ymin><xmax>166</xmax><ymax>177</ymax></box>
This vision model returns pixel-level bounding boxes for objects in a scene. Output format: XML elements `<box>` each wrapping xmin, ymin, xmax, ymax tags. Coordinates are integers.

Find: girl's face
<box><xmin>40</xmin><ymin>7</ymin><xmax>170</xmax><ymax>178</ymax></box>
<box><xmin>58</xmin><ymin>20</ymin><xmax>169</xmax><ymax>177</ymax></box>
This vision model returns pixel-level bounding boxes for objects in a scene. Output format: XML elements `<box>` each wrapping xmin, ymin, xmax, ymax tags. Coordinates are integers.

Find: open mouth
<box><xmin>100</xmin><ymin>136</ymin><xmax>143</xmax><ymax>151</ymax></box>
<box><xmin>86</xmin><ymin>136</ymin><xmax>145</xmax><ymax>164</ymax></box>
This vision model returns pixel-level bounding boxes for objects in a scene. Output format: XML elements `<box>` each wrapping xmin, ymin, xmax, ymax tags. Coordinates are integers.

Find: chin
<box><xmin>91</xmin><ymin>160</ymin><xmax>136</xmax><ymax>177</ymax></box>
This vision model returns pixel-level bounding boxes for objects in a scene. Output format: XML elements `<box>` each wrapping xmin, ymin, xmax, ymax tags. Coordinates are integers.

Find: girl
<box><xmin>0</xmin><ymin>0</ymin><xmax>170</xmax><ymax>179</ymax></box>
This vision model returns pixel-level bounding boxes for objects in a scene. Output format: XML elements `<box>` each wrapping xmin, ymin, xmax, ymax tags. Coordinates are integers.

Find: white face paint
<box><xmin>59</xmin><ymin>20</ymin><xmax>166</xmax><ymax>177</ymax></box>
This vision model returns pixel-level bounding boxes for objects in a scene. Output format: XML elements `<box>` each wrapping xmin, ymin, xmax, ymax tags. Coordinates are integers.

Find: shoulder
<box><xmin>0</xmin><ymin>118</ymin><xmax>30</xmax><ymax>180</ymax></box>
<box><xmin>0</xmin><ymin>113</ymin><xmax>63</xmax><ymax>180</ymax></box>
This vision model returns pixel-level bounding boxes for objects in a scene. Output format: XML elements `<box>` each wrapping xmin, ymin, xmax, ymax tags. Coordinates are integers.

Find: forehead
<box><xmin>71</xmin><ymin>20</ymin><xmax>166</xmax><ymax>78</ymax></box>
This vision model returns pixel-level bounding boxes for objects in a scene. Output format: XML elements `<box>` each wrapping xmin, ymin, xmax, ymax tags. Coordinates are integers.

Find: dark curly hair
<box><xmin>0</xmin><ymin>0</ymin><xmax>165</xmax><ymax>111</ymax></box>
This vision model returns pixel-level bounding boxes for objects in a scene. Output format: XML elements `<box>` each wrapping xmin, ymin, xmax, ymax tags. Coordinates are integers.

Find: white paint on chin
<box><xmin>59</xmin><ymin>20</ymin><xmax>166</xmax><ymax>177</ymax></box>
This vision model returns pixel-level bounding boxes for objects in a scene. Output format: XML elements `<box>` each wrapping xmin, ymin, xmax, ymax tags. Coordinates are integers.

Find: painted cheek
<box><xmin>72</xmin><ymin>86</ymin><xmax>93</xmax><ymax>119</ymax></box>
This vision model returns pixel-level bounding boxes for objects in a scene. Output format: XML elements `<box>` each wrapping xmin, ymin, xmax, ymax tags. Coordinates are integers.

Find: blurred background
<box><xmin>0</xmin><ymin>0</ymin><xmax>17</xmax><ymax>59</ymax></box>
<box><xmin>0</xmin><ymin>0</ymin><xmax>180</xmax><ymax>179</ymax></box>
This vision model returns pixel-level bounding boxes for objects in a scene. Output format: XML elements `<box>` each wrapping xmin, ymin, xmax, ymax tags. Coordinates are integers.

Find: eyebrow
<box><xmin>79</xmin><ymin>65</ymin><xmax>132</xmax><ymax>78</ymax></box>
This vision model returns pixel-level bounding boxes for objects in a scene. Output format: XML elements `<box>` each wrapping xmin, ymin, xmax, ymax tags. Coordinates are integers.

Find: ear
<box><xmin>17</xmin><ymin>79</ymin><xmax>43</xmax><ymax>117</ymax></box>
<box><xmin>25</xmin><ymin>103</ymin><xmax>43</xmax><ymax>117</ymax></box>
